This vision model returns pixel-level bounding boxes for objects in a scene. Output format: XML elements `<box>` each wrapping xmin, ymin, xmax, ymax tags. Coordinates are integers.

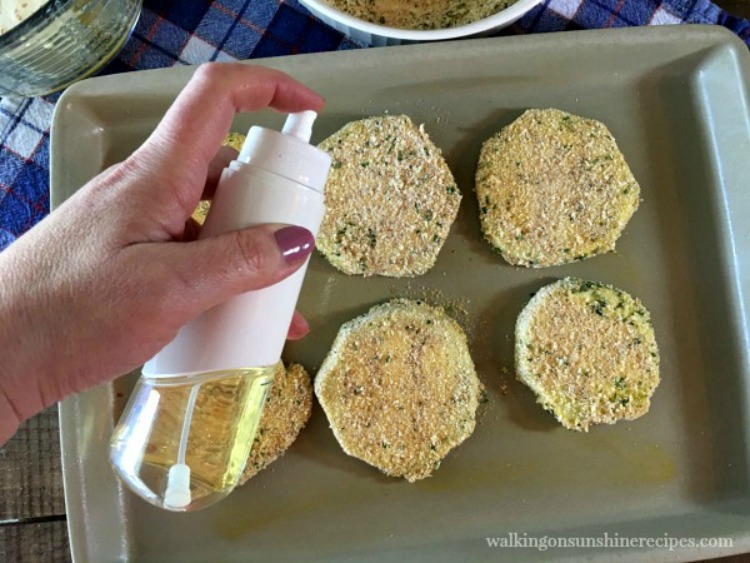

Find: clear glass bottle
<box><xmin>109</xmin><ymin>368</ymin><xmax>274</xmax><ymax>511</ymax></box>
<box><xmin>109</xmin><ymin>111</ymin><xmax>331</xmax><ymax>511</ymax></box>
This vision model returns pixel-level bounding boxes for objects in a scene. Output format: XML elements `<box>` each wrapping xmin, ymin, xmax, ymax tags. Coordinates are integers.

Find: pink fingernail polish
<box><xmin>274</xmin><ymin>226</ymin><xmax>315</xmax><ymax>265</ymax></box>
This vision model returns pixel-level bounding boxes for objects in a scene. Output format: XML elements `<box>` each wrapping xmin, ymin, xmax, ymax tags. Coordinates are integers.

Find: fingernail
<box><xmin>274</xmin><ymin>226</ymin><xmax>315</xmax><ymax>265</ymax></box>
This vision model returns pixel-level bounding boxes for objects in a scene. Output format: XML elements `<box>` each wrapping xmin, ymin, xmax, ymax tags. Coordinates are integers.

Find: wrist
<box><xmin>0</xmin><ymin>250</ymin><xmax>44</xmax><ymax>440</ymax></box>
<box><xmin>0</xmin><ymin>378</ymin><xmax>22</xmax><ymax>445</ymax></box>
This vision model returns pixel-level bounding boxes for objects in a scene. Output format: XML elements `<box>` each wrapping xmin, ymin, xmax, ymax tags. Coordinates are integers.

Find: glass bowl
<box><xmin>0</xmin><ymin>0</ymin><xmax>142</xmax><ymax>97</ymax></box>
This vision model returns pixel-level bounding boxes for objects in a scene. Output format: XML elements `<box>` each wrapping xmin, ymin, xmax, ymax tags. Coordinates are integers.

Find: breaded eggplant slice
<box><xmin>318</xmin><ymin>115</ymin><xmax>460</xmax><ymax>277</ymax></box>
<box><xmin>516</xmin><ymin>278</ymin><xmax>660</xmax><ymax>431</ymax></box>
<box><xmin>316</xmin><ymin>299</ymin><xmax>482</xmax><ymax>481</ymax></box>
<box><xmin>476</xmin><ymin>109</ymin><xmax>640</xmax><ymax>267</ymax></box>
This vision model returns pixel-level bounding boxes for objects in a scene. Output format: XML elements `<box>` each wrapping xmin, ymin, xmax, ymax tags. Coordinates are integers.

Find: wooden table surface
<box><xmin>2</xmin><ymin>4</ymin><xmax>750</xmax><ymax>560</ymax></box>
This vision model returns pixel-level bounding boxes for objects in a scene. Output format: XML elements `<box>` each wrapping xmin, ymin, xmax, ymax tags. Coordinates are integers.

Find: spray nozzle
<box><xmin>236</xmin><ymin>110</ymin><xmax>320</xmax><ymax>166</ymax></box>
<box><xmin>281</xmin><ymin>110</ymin><xmax>317</xmax><ymax>142</ymax></box>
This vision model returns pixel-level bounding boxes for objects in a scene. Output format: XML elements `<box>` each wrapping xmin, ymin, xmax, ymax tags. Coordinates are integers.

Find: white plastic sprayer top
<box><xmin>281</xmin><ymin>110</ymin><xmax>317</xmax><ymax>142</ymax></box>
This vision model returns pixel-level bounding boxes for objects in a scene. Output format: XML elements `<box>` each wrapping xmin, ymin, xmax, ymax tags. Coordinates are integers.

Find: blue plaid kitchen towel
<box><xmin>1</xmin><ymin>0</ymin><xmax>749</xmax><ymax>250</ymax></box>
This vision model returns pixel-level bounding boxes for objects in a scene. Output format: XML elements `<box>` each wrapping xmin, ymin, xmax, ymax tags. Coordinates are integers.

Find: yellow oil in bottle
<box><xmin>109</xmin><ymin>367</ymin><xmax>274</xmax><ymax>511</ymax></box>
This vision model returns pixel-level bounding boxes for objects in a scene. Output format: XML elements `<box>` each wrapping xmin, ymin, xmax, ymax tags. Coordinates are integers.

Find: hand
<box><xmin>0</xmin><ymin>63</ymin><xmax>325</xmax><ymax>444</ymax></box>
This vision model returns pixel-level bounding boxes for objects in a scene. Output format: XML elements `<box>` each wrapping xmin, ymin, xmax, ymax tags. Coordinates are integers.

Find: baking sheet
<box><xmin>51</xmin><ymin>26</ymin><xmax>750</xmax><ymax>562</ymax></box>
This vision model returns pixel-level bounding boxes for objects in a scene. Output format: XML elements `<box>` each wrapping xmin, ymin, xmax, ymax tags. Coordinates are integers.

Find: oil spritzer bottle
<box><xmin>109</xmin><ymin>111</ymin><xmax>331</xmax><ymax>512</ymax></box>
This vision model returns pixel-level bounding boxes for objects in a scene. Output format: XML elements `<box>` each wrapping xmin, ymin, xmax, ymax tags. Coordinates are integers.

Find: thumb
<box><xmin>156</xmin><ymin>224</ymin><xmax>315</xmax><ymax>317</ymax></box>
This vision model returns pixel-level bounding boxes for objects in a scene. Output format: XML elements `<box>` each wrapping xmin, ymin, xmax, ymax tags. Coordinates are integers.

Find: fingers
<box><xmin>286</xmin><ymin>310</ymin><xmax>310</xmax><ymax>340</ymax></box>
<box><xmin>204</xmin><ymin>145</ymin><xmax>239</xmax><ymax>199</ymax></box>
<box><xmin>134</xmin><ymin>63</ymin><xmax>324</xmax><ymax>187</ymax></box>
<box><xmin>181</xmin><ymin>146</ymin><xmax>238</xmax><ymax>241</ymax></box>
<box><xmin>182</xmin><ymin>217</ymin><xmax>202</xmax><ymax>242</ymax></box>
<box><xmin>158</xmin><ymin>224</ymin><xmax>315</xmax><ymax>316</ymax></box>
